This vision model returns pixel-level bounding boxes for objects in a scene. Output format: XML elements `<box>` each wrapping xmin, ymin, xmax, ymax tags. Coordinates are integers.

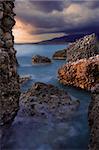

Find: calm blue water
<box><xmin>2</xmin><ymin>44</ymin><xmax>91</xmax><ymax>150</ymax></box>
<box><xmin>16</xmin><ymin>44</ymin><xmax>66</xmax><ymax>87</ymax></box>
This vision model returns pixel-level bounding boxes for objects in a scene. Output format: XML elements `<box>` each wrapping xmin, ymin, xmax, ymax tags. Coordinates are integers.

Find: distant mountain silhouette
<box><xmin>15</xmin><ymin>33</ymin><xmax>99</xmax><ymax>45</ymax></box>
<box><xmin>33</xmin><ymin>33</ymin><xmax>99</xmax><ymax>45</ymax></box>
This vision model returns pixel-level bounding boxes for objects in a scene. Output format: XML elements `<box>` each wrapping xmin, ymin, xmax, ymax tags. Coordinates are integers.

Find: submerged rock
<box><xmin>32</xmin><ymin>55</ymin><xmax>51</xmax><ymax>64</ymax></box>
<box><xmin>20</xmin><ymin>82</ymin><xmax>80</xmax><ymax>120</ymax></box>
<box><xmin>66</xmin><ymin>33</ymin><xmax>98</xmax><ymax>62</ymax></box>
<box><xmin>19</xmin><ymin>75</ymin><xmax>31</xmax><ymax>85</ymax></box>
<box><xmin>53</xmin><ymin>49</ymin><xmax>66</xmax><ymax>60</ymax></box>
<box><xmin>58</xmin><ymin>55</ymin><xmax>99</xmax><ymax>91</ymax></box>
<box><xmin>89</xmin><ymin>84</ymin><xmax>99</xmax><ymax>150</ymax></box>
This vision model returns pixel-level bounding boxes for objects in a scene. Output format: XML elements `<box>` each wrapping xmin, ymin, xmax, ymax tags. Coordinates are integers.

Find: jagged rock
<box><xmin>66</xmin><ymin>33</ymin><xmax>98</xmax><ymax>62</ymax></box>
<box><xmin>58</xmin><ymin>55</ymin><xmax>99</xmax><ymax>91</ymax></box>
<box><xmin>32</xmin><ymin>55</ymin><xmax>51</xmax><ymax>64</ymax></box>
<box><xmin>53</xmin><ymin>49</ymin><xmax>66</xmax><ymax>60</ymax></box>
<box><xmin>0</xmin><ymin>1</ymin><xmax>20</xmax><ymax>126</ymax></box>
<box><xmin>88</xmin><ymin>84</ymin><xmax>99</xmax><ymax>150</ymax></box>
<box><xmin>20</xmin><ymin>82</ymin><xmax>80</xmax><ymax>120</ymax></box>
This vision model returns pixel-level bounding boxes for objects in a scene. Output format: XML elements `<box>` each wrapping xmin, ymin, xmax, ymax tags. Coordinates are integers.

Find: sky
<box><xmin>13</xmin><ymin>0</ymin><xmax>99</xmax><ymax>43</ymax></box>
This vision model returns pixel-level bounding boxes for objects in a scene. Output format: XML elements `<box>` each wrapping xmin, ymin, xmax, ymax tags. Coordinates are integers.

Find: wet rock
<box><xmin>53</xmin><ymin>49</ymin><xmax>66</xmax><ymax>60</ymax></box>
<box><xmin>0</xmin><ymin>1</ymin><xmax>20</xmax><ymax>126</ymax></box>
<box><xmin>32</xmin><ymin>55</ymin><xmax>51</xmax><ymax>64</ymax></box>
<box><xmin>58</xmin><ymin>55</ymin><xmax>99</xmax><ymax>91</ymax></box>
<box><xmin>88</xmin><ymin>84</ymin><xmax>99</xmax><ymax>150</ymax></box>
<box><xmin>66</xmin><ymin>33</ymin><xmax>98</xmax><ymax>62</ymax></box>
<box><xmin>19</xmin><ymin>75</ymin><xmax>31</xmax><ymax>85</ymax></box>
<box><xmin>20</xmin><ymin>82</ymin><xmax>80</xmax><ymax>120</ymax></box>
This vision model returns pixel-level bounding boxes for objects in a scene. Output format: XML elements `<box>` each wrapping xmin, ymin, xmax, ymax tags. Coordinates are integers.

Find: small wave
<box><xmin>19</xmin><ymin>64</ymin><xmax>32</xmax><ymax>67</ymax></box>
<box><xmin>31</xmin><ymin>75</ymin><xmax>54</xmax><ymax>82</ymax></box>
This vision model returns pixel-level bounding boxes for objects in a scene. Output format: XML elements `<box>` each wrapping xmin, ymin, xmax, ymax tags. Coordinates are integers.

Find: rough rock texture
<box><xmin>88</xmin><ymin>84</ymin><xmax>99</xmax><ymax>150</ymax></box>
<box><xmin>58</xmin><ymin>55</ymin><xmax>99</xmax><ymax>91</ymax></box>
<box><xmin>20</xmin><ymin>82</ymin><xmax>80</xmax><ymax>120</ymax></box>
<box><xmin>66</xmin><ymin>33</ymin><xmax>98</xmax><ymax>62</ymax></box>
<box><xmin>53</xmin><ymin>49</ymin><xmax>66</xmax><ymax>60</ymax></box>
<box><xmin>0</xmin><ymin>0</ymin><xmax>20</xmax><ymax>125</ymax></box>
<box><xmin>32</xmin><ymin>55</ymin><xmax>51</xmax><ymax>64</ymax></box>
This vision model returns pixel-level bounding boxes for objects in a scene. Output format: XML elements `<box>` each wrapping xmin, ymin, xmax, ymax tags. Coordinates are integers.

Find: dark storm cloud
<box><xmin>82</xmin><ymin>1</ymin><xmax>99</xmax><ymax>9</ymax></box>
<box><xmin>29</xmin><ymin>1</ymin><xmax>65</xmax><ymax>12</ymax></box>
<box><xmin>15</xmin><ymin>0</ymin><xmax>99</xmax><ymax>35</ymax></box>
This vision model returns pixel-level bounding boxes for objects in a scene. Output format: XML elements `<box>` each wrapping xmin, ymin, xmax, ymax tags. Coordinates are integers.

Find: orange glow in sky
<box><xmin>13</xmin><ymin>18</ymin><xmax>65</xmax><ymax>43</ymax></box>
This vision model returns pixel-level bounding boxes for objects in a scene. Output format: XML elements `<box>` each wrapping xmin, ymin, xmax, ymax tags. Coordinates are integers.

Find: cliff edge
<box><xmin>0</xmin><ymin>0</ymin><xmax>20</xmax><ymax>125</ymax></box>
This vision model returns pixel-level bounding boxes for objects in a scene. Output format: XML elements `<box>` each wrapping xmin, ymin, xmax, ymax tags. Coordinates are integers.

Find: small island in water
<box><xmin>0</xmin><ymin>1</ymin><xmax>99</xmax><ymax>150</ymax></box>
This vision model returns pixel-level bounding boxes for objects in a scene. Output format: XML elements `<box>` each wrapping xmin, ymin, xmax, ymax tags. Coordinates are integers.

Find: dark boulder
<box><xmin>32</xmin><ymin>55</ymin><xmax>51</xmax><ymax>64</ymax></box>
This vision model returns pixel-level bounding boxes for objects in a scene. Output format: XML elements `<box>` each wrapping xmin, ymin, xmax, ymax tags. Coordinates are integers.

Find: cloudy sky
<box><xmin>13</xmin><ymin>0</ymin><xmax>99</xmax><ymax>43</ymax></box>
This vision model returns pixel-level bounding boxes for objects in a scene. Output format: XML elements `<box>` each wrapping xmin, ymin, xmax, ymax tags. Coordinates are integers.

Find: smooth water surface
<box><xmin>16</xmin><ymin>44</ymin><xmax>66</xmax><ymax>88</ymax></box>
<box><xmin>2</xmin><ymin>44</ymin><xmax>91</xmax><ymax>150</ymax></box>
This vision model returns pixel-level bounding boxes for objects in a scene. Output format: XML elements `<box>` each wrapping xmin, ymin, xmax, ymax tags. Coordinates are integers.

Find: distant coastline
<box><xmin>14</xmin><ymin>35</ymin><xmax>81</xmax><ymax>45</ymax></box>
<box><xmin>15</xmin><ymin>33</ymin><xmax>99</xmax><ymax>45</ymax></box>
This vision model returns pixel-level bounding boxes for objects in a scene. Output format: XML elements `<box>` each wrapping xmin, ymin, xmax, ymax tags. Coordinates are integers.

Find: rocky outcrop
<box><xmin>20</xmin><ymin>82</ymin><xmax>80</xmax><ymax>120</ymax></box>
<box><xmin>32</xmin><ymin>55</ymin><xmax>51</xmax><ymax>64</ymax></box>
<box><xmin>57</xmin><ymin>33</ymin><xmax>99</xmax><ymax>148</ymax></box>
<box><xmin>88</xmin><ymin>84</ymin><xmax>99</xmax><ymax>150</ymax></box>
<box><xmin>66</xmin><ymin>33</ymin><xmax>98</xmax><ymax>62</ymax></box>
<box><xmin>53</xmin><ymin>49</ymin><xmax>66</xmax><ymax>60</ymax></box>
<box><xmin>58</xmin><ymin>55</ymin><xmax>99</xmax><ymax>91</ymax></box>
<box><xmin>0</xmin><ymin>0</ymin><xmax>20</xmax><ymax>125</ymax></box>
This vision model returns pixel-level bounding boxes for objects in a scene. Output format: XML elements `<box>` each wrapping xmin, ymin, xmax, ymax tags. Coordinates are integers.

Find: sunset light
<box><xmin>13</xmin><ymin>18</ymin><xmax>65</xmax><ymax>43</ymax></box>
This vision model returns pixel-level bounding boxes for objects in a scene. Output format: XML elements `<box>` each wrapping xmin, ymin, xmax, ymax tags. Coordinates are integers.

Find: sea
<box><xmin>2</xmin><ymin>44</ymin><xmax>91</xmax><ymax>150</ymax></box>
